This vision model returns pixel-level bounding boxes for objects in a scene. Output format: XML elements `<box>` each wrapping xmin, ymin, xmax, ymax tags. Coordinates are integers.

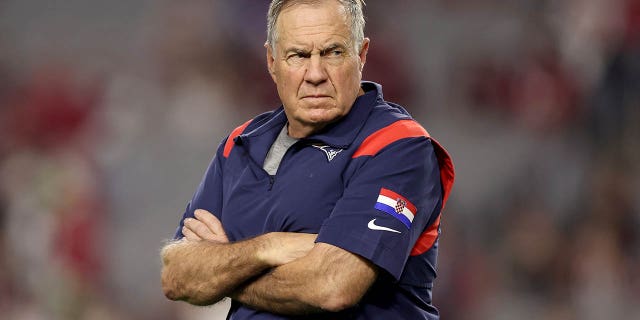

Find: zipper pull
<box><xmin>268</xmin><ymin>175</ymin><xmax>275</xmax><ymax>191</ymax></box>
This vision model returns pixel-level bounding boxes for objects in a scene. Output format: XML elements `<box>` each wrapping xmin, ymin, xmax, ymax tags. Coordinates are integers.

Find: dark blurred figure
<box><xmin>587</xmin><ymin>0</ymin><xmax>640</xmax><ymax>157</ymax></box>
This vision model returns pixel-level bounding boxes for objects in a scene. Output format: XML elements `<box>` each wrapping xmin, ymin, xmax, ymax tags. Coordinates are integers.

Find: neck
<box><xmin>286</xmin><ymin>122</ymin><xmax>325</xmax><ymax>139</ymax></box>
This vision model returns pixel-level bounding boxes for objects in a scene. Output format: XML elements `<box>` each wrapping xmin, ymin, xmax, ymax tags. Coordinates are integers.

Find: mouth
<box><xmin>301</xmin><ymin>94</ymin><xmax>332</xmax><ymax>100</ymax></box>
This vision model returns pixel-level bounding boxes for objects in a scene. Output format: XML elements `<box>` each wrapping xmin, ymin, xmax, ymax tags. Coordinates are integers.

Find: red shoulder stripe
<box><xmin>410</xmin><ymin>139</ymin><xmax>455</xmax><ymax>256</ymax></box>
<box><xmin>222</xmin><ymin>119</ymin><xmax>252</xmax><ymax>158</ymax></box>
<box><xmin>352</xmin><ymin>120</ymin><xmax>430</xmax><ymax>158</ymax></box>
<box><xmin>430</xmin><ymin>139</ymin><xmax>454</xmax><ymax>206</ymax></box>
<box><xmin>410</xmin><ymin>215</ymin><xmax>440</xmax><ymax>256</ymax></box>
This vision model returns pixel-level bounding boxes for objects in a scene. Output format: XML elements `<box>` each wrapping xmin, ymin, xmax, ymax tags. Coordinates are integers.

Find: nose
<box><xmin>304</xmin><ymin>54</ymin><xmax>328</xmax><ymax>85</ymax></box>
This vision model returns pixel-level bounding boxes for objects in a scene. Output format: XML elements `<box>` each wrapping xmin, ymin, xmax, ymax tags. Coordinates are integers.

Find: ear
<box><xmin>265</xmin><ymin>42</ymin><xmax>277</xmax><ymax>82</ymax></box>
<box><xmin>358</xmin><ymin>37</ymin><xmax>370</xmax><ymax>71</ymax></box>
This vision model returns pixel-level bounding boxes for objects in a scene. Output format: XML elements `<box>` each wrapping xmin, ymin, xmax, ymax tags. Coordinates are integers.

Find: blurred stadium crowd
<box><xmin>0</xmin><ymin>0</ymin><xmax>638</xmax><ymax>319</ymax></box>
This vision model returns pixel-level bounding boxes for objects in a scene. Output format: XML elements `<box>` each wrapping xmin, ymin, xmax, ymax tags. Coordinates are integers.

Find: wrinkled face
<box><xmin>267</xmin><ymin>1</ymin><xmax>369</xmax><ymax>138</ymax></box>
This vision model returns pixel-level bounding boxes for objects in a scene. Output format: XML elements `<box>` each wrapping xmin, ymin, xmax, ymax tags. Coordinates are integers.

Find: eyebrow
<box><xmin>319</xmin><ymin>43</ymin><xmax>346</xmax><ymax>55</ymax></box>
<box><xmin>285</xmin><ymin>48</ymin><xmax>310</xmax><ymax>57</ymax></box>
<box><xmin>284</xmin><ymin>42</ymin><xmax>348</xmax><ymax>56</ymax></box>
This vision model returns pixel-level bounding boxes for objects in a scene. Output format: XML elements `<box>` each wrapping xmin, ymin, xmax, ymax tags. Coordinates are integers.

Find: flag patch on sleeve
<box><xmin>374</xmin><ymin>188</ymin><xmax>417</xmax><ymax>229</ymax></box>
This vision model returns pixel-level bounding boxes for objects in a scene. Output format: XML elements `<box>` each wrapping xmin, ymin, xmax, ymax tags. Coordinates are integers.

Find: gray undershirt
<box><xmin>263</xmin><ymin>124</ymin><xmax>299</xmax><ymax>175</ymax></box>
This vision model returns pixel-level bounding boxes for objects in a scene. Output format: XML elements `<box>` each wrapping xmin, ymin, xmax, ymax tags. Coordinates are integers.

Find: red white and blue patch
<box><xmin>374</xmin><ymin>188</ymin><xmax>417</xmax><ymax>229</ymax></box>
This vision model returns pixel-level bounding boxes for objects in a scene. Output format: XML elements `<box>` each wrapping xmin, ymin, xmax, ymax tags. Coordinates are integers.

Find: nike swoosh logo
<box><xmin>367</xmin><ymin>219</ymin><xmax>401</xmax><ymax>233</ymax></box>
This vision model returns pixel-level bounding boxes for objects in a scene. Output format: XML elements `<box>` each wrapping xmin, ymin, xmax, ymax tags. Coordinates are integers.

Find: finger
<box><xmin>194</xmin><ymin>209</ymin><xmax>226</xmax><ymax>235</ymax></box>
<box><xmin>182</xmin><ymin>225</ymin><xmax>202</xmax><ymax>241</ymax></box>
<box><xmin>184</xmin><ymin>217</ymin><xmax>216</xmax><ymax>240</ymax></box>
<box><xmin>195</xmin><ymin>209</ymin><xmax>228</xmax><ymax>241</ymax></box>
<box><xmin>211</xmin><ymin>234</ymin><xmax>230</xmax><ymax>243</ymax></box>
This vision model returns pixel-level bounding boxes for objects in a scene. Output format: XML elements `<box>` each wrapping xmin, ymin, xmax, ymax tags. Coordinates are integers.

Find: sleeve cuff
<box><xmin>316</xmin><ymin>223</ymin><xmax>409</xmax><ymax>281</ymax></box>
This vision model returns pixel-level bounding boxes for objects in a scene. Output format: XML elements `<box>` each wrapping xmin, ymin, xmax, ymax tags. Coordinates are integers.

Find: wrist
<box><xmin>252</xmin><ymin>232</ymin><xmax>278</xmax><ymax>268</ymax></box>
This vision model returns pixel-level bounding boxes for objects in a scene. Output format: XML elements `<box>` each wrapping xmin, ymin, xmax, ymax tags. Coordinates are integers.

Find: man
<box><xmin>161</xmin><ymin>0</ymin><xmax>454</xmax><ymax>319</ymax></box>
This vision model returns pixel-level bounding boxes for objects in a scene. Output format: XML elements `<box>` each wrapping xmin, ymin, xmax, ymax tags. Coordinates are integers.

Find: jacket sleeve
<box><xmin>172</xmin><ymin>139</ymin><xmax>227</xmax><ymax>239</ymax></box>
<box><xmin>316</xmin><ymin>137</ymin><xmax>443</xmax><ymax>280</ymax></box>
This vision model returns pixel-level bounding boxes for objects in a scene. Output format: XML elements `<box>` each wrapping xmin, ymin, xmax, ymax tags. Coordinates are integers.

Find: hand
<box><xmin>182</xmin><ymin>210</ymin><xmax>315</xmax><ymax>267</ymax></box>
<box><xmin>182</xmin><ymin>209</ymin><xmax>229</xmax><ymax>243</ymax></box>
<box><xmin>260</xmin><ymin>232</ymin><xmax>318</xmax><ymax>267</ymax></box>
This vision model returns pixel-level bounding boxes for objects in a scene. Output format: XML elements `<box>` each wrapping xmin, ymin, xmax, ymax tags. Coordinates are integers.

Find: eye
<box><xmin>323</xmin><ymin>48</ymin><xmax>344</xmax><ymax>57</ymax></box>
<box><xmin>285</xmin><ymin>51</ymin><xmax>308</xmax><ymax>66</ymax></box>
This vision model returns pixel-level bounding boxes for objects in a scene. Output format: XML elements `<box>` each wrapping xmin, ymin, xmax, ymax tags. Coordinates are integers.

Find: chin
<box><xmin>305</xmin><ymin>111</ymin><xmax>344</xmax><ymax>125</ymax></box>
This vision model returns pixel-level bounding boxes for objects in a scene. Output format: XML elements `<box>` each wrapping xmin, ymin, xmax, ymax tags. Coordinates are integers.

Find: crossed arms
<box><xmin>160</xmin><ymin>209</ymin><xmax>378</xmax><ymax>315</ymax></box>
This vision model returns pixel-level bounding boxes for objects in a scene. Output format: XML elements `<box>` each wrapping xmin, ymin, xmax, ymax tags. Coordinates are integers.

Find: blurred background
<box><xmin>0</xmin><ymin>0</ymin><xmax>638</xmax><ymax>319</ymax></box>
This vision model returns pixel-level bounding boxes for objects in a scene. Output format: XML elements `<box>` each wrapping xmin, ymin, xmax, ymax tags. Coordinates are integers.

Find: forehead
<box><xmin>276</xmin><ymin>1</ymin><xmax>350</xmax><ymax>46</ymax></box>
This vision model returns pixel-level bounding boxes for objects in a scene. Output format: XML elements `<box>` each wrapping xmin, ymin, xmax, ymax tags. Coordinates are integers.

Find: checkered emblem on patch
<box><xmin>395</xmin><ymin>198</ymin><xmax>407</xmax><ymax>214</ymax></box>
<box><xmin>375</xmin><ymin>188</ymin><xmax>417</xmax><ymax>230</ymax></box>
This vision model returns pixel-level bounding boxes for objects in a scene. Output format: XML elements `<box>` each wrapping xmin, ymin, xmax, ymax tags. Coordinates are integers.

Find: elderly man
<box><xmin>161</xmin><ymin>0</ymin><xmax>454</xmax><ymax>319</ymax></box>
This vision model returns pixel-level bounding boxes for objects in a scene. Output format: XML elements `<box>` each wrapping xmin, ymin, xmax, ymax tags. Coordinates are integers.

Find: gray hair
<box><xmin>266</xmin><ymin>0</ymin><xmax>366</xmax><ymax>53</ymax></box>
